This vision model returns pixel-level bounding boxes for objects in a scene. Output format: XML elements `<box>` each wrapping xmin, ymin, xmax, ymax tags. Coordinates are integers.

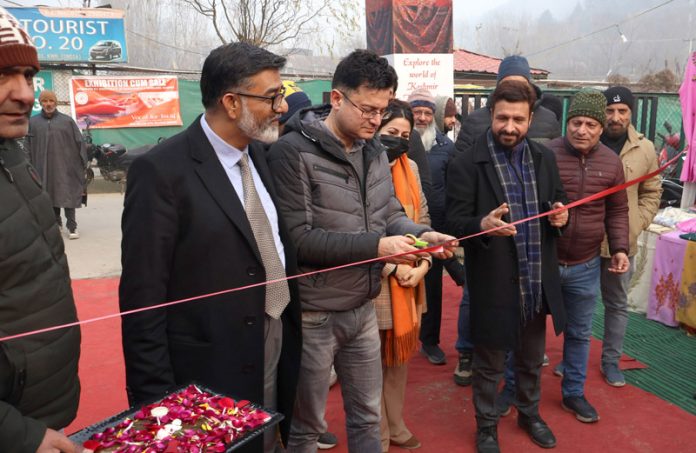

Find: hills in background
<box><xmin>456</xmin><ymin>0</ymin><xmax>695</xmax><ymax>81</ymax></box>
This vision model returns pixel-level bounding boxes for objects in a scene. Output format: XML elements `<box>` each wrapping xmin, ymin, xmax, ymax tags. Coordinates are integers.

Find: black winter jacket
<box><xmin>267</xmin><ymin>106</ymin><xmax>431</xmax><ymax>312</ymax></box>
<box><xmin>455</xmin><ymin>86</ymin><xmax>561</xmax><ymax>153</ymax></box>
<box><xmin>0</xmin><ymin>139</ymin><xmax>81</xmax><ymax>453</ymax></box>
<box><xmin>445</xmin><ymin>135</ymin><xmax>567</xmax><ymax>349</ymax></box>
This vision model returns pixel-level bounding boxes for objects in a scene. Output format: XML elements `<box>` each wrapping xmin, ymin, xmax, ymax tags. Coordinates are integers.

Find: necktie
<box><xmin>238</xmin><ymin>153</ymin><xmax>290</xmax><ymax>319</ymax></box>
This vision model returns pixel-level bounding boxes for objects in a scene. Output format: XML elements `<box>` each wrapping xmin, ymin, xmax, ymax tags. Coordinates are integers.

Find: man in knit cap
<box><xmin>0</xmin><ymin>6</ymin><xmax>81</xmax><ymax>453</ymax></box>
<box><xmin>547</xmin><ymin>88</ymin><xmax>630</xmax><ymax>424</ymax></box>
<box><xmin>27</xmin><ymin>89</ymin><xmax>87</xmax><ymax>239</ymax></box>
<box><xmin>435</xmin><ymin>96</ymin><xmax>458</xmax><ymax>134</ymax></box>
<box><xmin>597</xmin><ymin>86</ymin><xmax>661</xmax><ymax>387</ymax></box>
<box><xmin>407</xmin><ymin>87</ymin><xmax>457</xmax><ymax>366</ymax></box>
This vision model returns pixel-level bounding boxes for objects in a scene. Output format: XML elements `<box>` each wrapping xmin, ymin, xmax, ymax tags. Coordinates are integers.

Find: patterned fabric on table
<box><xmin>676</xmin><ymin>239</ymin><xmax>696</xmax><ymax>330</ymax></box>
<box><xmin>648</xmin><ymin>231</ymin><xmax>687</xmax><ymax>327</ymax></box>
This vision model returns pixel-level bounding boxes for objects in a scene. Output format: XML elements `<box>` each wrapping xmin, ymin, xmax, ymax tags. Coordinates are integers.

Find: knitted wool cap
<box><xmin>0</xmin><ymin>7</ymin><xmax>39</xmax><ymax>71</ymax></box>
<box><xmin>496</xmin><ymin>55</ymin><xmax>531</xmax><ymax>83</ymax></box>
<box><xmin>407</xmin><ymin>87</ymin><xmax>436</xmax><ymax>111</ymax></box>
<box><xmin>603</xmin><ymin>86</ymin><xmax>634</xmax><ymax>111</ymax></box>
<box><xmin>38</xmin><ymin>90</ymin><xmax>57</xmax><ymax>102</ymax></box>
<box><xmin>444</xmin><ymin>98</ymin><xmax>457</xmax><ymax>117</ymax></box>
<box><xmin>567</xmin><ymin>88</ymin><xmax>607</xmax><ymax>125</ymax></box>
<box><xmin>279</xmin><ymin>80</ymin><xmax>310</xmax><ymax>124</ymax></box>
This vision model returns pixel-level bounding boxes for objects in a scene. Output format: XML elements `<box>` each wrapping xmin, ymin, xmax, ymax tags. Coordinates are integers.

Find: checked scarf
<box><xmin>486</xmin><ymin>131</ymin><xmax>543</xmax><ymax>323</ymax></box>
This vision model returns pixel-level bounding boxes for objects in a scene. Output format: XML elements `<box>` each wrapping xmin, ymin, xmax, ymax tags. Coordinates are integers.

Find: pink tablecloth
<box><xmin>647</xmin><ymin>231</ymin><xmax>687</xmax><ymax>326</ymax></box>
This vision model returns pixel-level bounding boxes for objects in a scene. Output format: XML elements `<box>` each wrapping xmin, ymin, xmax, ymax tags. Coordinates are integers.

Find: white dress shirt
<box><xmin>200</xmin><ymin>115</ymin><xmax>285</xmax><ymax>267</ymax></box>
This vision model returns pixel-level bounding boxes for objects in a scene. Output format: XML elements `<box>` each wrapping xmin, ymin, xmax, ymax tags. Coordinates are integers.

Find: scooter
<box><xmin>82</xmin><ymin>119</ymin><xmax>157</xmax><ymax>185</ymax></box>
<box><xmin>656</xmin><ymin>121</ymin><xmax>684</xmax><ymax>208</ymax></box>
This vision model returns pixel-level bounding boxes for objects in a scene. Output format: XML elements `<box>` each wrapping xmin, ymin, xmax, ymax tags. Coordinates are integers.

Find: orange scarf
<box><xmin>383</xmin><ymin>154</ymin><xmax>426</xmax><ymax>367</ymax></box>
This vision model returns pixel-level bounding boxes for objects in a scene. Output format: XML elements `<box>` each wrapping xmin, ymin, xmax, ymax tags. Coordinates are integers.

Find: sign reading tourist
<box><xmin>9</xmin><ymin>7</ymin><xmax>127</xmax><ymax>63</ymax></box>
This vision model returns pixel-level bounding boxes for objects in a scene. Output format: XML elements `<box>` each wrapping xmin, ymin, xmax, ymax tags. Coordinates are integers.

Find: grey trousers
<box><xmin>264</xmin><ymin>315</ymin><xmax>284</xmax><ymax>453</ymax></box>
<box><xmin>600</xmin><ymin>256</ymin><xmax>635</xmax><ymax>367</ymax></box>
<box><xmin>472</xmin><ymin>313</ymin><xmax>546</xmax><ymax>428</ymax></box>
<box><xmin>287</xmin><ymin>303</ymin><xmax>382</xmax><ymax>453</ymax></box>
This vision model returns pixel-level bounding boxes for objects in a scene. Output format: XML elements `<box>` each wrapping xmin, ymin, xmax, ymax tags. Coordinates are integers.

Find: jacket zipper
<box><xmin>563</xmin><ymin>154</ymin><xmax>586</xmax><ymax>263</ymax></box>
<box><xmin>312</xmin><ymin>164</ymin><xmax>350</xmax><ymax>183</ymax></box>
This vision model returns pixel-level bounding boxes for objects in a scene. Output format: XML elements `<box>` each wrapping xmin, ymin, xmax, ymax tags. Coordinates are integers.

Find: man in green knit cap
<box><xmin>546</xmin><ymin>88</ymin><xmax>630</xmax><ymax>424</ymax></box>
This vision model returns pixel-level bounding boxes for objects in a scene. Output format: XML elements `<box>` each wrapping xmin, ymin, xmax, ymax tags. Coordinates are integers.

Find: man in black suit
<box><xmin>119</xmin><ymin>42</ymin><xmax>302</xmax><ymax>453</ymax></box>
<box><xmin>446</xmin><ymin>80</ymin><xmax>568</xmax><ymax>453</ymax></box>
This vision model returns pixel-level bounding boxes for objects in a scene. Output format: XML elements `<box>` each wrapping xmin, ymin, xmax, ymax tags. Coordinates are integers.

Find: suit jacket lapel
<box><xmin>187</xmin><ymin>117</ymin><xmax>263</xmax><ymax>263</ymax></box>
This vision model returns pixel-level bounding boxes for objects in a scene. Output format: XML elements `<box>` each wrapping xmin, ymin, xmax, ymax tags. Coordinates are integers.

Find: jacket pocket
<box><xmin>301</xmin><ymin>311</ymin><xmax>331</xmax><ymax>328</ymax></box>
<box><xmin>0</xmin><ymin>339</ymin><xmax>26</xmax><ymax>405</ymax></box>
<box><xmin>313</xmin><ymin>164</ymin><xmax>350</xmax><ymax>184</ymax></box>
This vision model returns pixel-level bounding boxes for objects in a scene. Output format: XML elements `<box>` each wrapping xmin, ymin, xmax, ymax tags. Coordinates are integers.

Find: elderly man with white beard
<box><xmin>408</xmin><ymin>88</ymin><xmax>457</xmax><ymax>366</ymax></box>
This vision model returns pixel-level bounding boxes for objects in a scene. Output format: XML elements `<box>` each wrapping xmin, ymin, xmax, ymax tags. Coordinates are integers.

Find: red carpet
<box><xmin>69</xmin><ymin>277</ymin><xmax>696</xmax><ymax>452</ymax></box>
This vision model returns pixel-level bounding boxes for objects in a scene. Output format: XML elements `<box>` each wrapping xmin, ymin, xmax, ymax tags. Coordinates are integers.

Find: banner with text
<box><xmin>9</xmin><ymin>7</ymin><xmax>127</xmax><ymax>63</ymax></box>
<box><xmin>70</xmin><ymin>76</ymin><xmax>183</xmax><ymax>129</ymax></box>
<box><xmin>386</xmin><ymin>53</ymin><xmax>454</xmax><ymax>100</ymax></box>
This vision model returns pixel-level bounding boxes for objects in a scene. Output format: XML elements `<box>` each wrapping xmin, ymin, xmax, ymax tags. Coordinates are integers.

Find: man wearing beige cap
<box><xmin>0</xmin><ymin>6</ymin><xmax>81</xmax><ymax>453</ymax></box>
<box><xmin>27</xmin><ymin>89</ymin><xmax>87</xmax><ymax>239</ymax></box>
<box><xmin>407</xmin><ymin>87</ymin><xmax>457</xmax><ymax>367</ymax></box>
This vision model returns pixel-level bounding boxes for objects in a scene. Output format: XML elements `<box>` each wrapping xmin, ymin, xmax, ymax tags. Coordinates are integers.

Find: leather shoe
<box><xmin>476</xmin><ymin>426</ymin><xmax>500</xmax><ymax>453</ymax></box>
<box><xmin>517</xmin><ymin>414</ymin><xmax>556</xmax><ymax>448</ymax></box>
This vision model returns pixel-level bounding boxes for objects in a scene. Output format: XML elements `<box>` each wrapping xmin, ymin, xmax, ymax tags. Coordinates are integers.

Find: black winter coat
<box><xmin>119</xmin><ymin>117</ymin><xmax>302</xmax><ymax>451</ymax></box>
<box><xmin>0</xmin><ymin>139</ymin><xmax>81</xmax><ymax>453</ymax></box>
<box><xmin>445</xmin><ymin>134</ymin><xmax>567</xmax><ymax>349</ymax></box>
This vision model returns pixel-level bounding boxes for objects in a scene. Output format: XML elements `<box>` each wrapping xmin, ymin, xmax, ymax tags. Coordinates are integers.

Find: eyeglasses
<box><xmin>338</xmin><ymin>90</ymin><xmax>390</xmax><ymax>120</ymax></box>
<box><xmin>227</xmin><ymin>86</ymin><xmax>286</xmax><ymax>111</ymax></box>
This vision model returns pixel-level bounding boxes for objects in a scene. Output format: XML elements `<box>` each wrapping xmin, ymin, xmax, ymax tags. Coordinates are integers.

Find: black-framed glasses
<box><xmin>338</xmin><ymin>90</ymin><xmax>390</xmax><ymax>120</ymax></box>
<box><xmin>227</xmin><ymin>86</ymin><xmax>286</xmax><ymax>111</ymax></box>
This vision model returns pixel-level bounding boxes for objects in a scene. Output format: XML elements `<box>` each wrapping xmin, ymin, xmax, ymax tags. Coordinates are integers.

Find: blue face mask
<box><xmin>380</xmin><ymin>135</ymin><xmax>410</xmax><ymax>162</ymax></box>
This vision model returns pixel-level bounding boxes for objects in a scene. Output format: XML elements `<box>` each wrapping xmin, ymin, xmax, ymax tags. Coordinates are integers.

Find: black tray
<box><xmin>69</xmin><ymin>383</ymin><xmax>283</xmax><ymax>452</ymax></box>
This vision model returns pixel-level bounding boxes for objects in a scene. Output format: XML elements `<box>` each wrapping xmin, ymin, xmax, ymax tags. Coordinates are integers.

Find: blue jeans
<box><xmin>559</xmin><ymin>256</ymin><xmax>601</xmax><ymax>398</ymax></box>
<box><xmin>455</xmin><ymin>284</ymin><xmax>473</xmax><ymax>353</ymax></box>
<box><xmin>288</xmin><ymin>303</ymin><xmax>382</xmax><ymax>453</ymax></box>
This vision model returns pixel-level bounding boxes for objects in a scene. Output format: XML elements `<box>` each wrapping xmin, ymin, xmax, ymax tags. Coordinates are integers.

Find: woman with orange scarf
<box><xmin>374</xmin><ymin>99</ymin><xmax>431</xmax><ymax>452</ymax></box>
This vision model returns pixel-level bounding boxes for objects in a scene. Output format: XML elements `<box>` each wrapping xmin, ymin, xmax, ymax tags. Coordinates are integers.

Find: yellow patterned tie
<box><xmin>238</xmin><ymin>153</ymin><xmax>290</xmax><ymax>319</ymax></box>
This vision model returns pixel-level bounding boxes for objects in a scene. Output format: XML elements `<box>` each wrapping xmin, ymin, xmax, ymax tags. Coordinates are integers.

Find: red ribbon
<box><xmin>0</xmin><ymin>150</ymin><xmax>685</xmax><ymax>343</ymax></box>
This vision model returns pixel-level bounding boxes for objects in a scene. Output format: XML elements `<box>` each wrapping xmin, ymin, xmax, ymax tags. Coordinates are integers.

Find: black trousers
<box><xmin>54</xmin><ymin>207</ymin><xmax>77</xmax><ymax>232</ymax></box>
<box><xmin>419</xmin><ymin>258</ymin><xmax>444</xmax><ymax>346</ymax></box>
<box><xmin>472</xmin><ymin>312</ymin><xmax>547</xmax><ymax>428</ymax></box>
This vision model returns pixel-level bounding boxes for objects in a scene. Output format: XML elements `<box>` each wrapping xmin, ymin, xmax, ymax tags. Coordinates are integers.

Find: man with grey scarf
<box><xmin>446</xmin><ymin>80</ymin><xmax>568</xmax><ymax>453</ymax></box>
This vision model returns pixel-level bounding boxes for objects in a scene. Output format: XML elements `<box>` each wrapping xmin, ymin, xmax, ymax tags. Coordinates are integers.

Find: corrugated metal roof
<box><xmin>453</xmin><ymin>49</ymin><xmax>549</xmax><ymax>77</ymax></box>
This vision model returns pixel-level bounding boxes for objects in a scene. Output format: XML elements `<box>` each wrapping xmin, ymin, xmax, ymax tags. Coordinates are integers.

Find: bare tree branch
<box><xmin>180</xmin><ymin>0</ymin><xmax>359</xmax><ymax>51</ymax></box>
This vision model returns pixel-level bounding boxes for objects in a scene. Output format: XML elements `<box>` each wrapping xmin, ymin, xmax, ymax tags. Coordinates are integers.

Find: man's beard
<box><xmin>492</xmin><ymin>130</ymin><xmax>524</xmax><ymax>149</ymax></box>
<box><xmin>605</xmin><ymin>122</ymin><xmax>628</xmax><ymax>139</ymax></box>
<box><xmin>238</xmin><ymin>99</ymin><xmax>279</xmax><ymax>144</ymax></box>
<box><xmin>415</xmin><ymin>122</ymin><xmax>437</xmax><ymax>151</ymax></box>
